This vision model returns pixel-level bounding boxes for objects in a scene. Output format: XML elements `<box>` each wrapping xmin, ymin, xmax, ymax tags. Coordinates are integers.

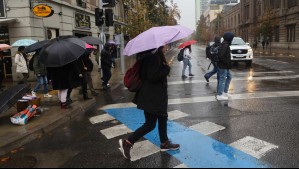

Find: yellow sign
<box><xmin>32</xmin><ymin>4</ymin><xmax>53</xmax><ymax>17</ymax></box>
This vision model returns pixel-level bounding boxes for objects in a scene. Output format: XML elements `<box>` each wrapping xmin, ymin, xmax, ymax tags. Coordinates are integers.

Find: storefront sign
<box><xmin>32</xmin><ymin>4</ymin><xmax>54</xmax><ymax>17</ymax></box>
<box><xmin>75</xmin><ymin>12</ymin><xmax>91</xmax><ymax>30</ymax></box>
<box><xmin>0</xmin><ymin>0</ymin><xmax>6</xmax><ymax>18</ymax></box>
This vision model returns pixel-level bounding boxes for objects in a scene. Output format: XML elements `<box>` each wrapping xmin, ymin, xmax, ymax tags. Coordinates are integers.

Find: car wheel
<box><xmin>246</xmin><ymin>61</ymin><xmax>252</xmax><ymax>67</ymax></box>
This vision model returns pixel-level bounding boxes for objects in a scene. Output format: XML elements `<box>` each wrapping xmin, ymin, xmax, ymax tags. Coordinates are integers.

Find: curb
<box><xmin>0</xmin><ymin>99</ymin><xmax>96</xmax><ymax>156</ymax></box>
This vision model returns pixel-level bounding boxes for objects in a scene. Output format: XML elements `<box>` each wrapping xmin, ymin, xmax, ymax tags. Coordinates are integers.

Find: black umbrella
<box><xmin>80</xmin><ymin>36</ymin><xmax>102</xmax><ymax>45</ymax></box>
<box><xmin>23</xmin><ymin>40</ymin><xmax>50</xmax><ymax>53</ymax></box>
<box><xmin>39</xmin><ymin>36</ymin><xmax>86</xmax><ymax>67</ymax></box>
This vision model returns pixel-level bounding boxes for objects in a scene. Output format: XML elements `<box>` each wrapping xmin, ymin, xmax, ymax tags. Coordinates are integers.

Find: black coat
<box><xmin>218</xmin><ymin>42</ymin><xmax>232</xmax><ymax>69</ymax></box>
<box><xmin>0</xmin><ymin>57</ymin><xmax>4</xmax><ymax>81</ymax></box>
<box><xmin>133</xmin><ymin>53</ymin><xmax>170</xmax><ymax>116</ymax></box>
<box><xmin>101</xmin><ymin>49</ymin><xmax>112</xmax><ymax>70</ymax></box>
<box><xmin>47</xmin><ymin>62</ymin><xmax>81</xmax><ymax>90</ymax></box>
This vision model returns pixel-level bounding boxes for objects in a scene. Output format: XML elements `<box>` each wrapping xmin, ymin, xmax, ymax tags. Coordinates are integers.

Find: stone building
<box><xmin>222</xmin><ymin>0</ymin><xmax>299</xmax><ymax>49</ymax></box>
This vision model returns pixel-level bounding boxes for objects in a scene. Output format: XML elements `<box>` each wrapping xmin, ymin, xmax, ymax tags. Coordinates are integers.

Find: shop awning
<box><xmin>0</xmin><ymin>18</ymin><xmax>18</xmax><ymax>24</ymax></box>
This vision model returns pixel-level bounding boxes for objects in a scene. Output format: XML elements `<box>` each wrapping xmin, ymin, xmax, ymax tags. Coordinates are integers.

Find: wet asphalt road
<box><xmin>1</xmin><ymin>45</ymin><xmax>299</xmax><ymax>168</ymax></box>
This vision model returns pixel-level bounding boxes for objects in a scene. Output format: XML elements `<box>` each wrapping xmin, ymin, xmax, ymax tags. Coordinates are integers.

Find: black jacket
<box><xmin>218</xmin><ymin>41</ymin><xmax>232</xmax><ymax>69</ymax></box>
<box><xmin>101</xmin><ymin>49</ymin><xmax>112</xmax><ymax>70</ymax></box>
<box><xmin>133</xmin><ymin>53</ymin><xmax>170</xmax><ymax>116</ymax></box>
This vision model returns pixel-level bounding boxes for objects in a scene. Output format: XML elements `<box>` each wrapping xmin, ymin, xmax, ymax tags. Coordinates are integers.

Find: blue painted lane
<box><xmin>105</xmin><ymin>108</ymin><xmax>270</xmax><ymax>168</ymax></box>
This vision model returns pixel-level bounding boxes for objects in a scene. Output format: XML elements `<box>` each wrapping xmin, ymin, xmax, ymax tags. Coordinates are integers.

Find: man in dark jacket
<box><xmin>204</xmin><ymin>36</ymin><xmax>221</xmax><ymax>83</ymax></box>
<box><xmin>217</xmin><ymin>32</ymin><xmax>234</xmax><ymax>101</ymax></box>
<box><xmin>119</xmin><ymin>46</ymin><xmax>180</xmax><ymax>160</ymax></box>
<box><xmin>101</xmin><ymin>43</ymin><xmax>113</xmax><ymax>90</ymax></box>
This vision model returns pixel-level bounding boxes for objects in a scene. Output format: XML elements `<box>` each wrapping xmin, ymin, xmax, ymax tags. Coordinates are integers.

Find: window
<box><xmin>76</xmin><ymin>0</ymin><xmax>86</xmax><ymax>8</ymax></box>
<box><xmin>286</xmin><ymin>24</ymin><xmax>296</xmax><ymax>42</ymax></box>
<box><xmin>270</xmin><ymin>0</ymin><xmax>281</xmax><ymax>9</ymax></box>
<box><xmin>274</xmin><ymin>26</ymin><xmax>279</xmax><ymax>42</ymax></box>
<box><xmin>245</xmin><ymin>5</ymin><xmax>249</xmax><ymax>21</ymax></box>
<box><xmin>288</xmin><ymin>0</ymin><xmax>298</xmax><ymax>8</ymax></box>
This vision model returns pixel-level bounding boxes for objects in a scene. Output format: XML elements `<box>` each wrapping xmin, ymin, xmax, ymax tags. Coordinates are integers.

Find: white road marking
<box><xmin>174</xmin><ymin>164</ymin><xmax>188</xmax><ymax>168</ymax></box>
<box><xmin>168</xmin><ymin>110</ymin><xmax>189</xmax><ymax>121</ymax></box>
<box><xmin>168</xmin><ymin>75</ymin><xmax>299</xmax><ymax>85</ymax></box>
<box><xmin>233</xmin><ymin>71</ymin><xmax>294</xmax><ymax>76</ymax></box>
<box><xmin>230</xmin><ymin>136</ymin><xmax>279</xmax><ymax>159</ymax></box>
<box><xmin>100</xmin><ymin>124</ymin><xmax>132</xmax><ymax>139</ymax></box>
<box><xmin>190</xmin><ymin>121</ymin><xmax>226</xmax><ymax>135</ymax></box>
<box><xmin>99</xmin><ymin>91</ymin><xmax>299</xmax><ymax>110</ymax></box>
<box><xmin>266</xmin><ymin>59</ymin><xmax>288</xmax><ymax>64</ymax></box>
<box><xmin>128</xmin><ymin>140</ymin><xmax>160</xmax><ymax>162</ymax></box>
<box><xmin>89</xmin><ymin>114</ymin><xmax>115</xmax><ymax>124</ymax></box>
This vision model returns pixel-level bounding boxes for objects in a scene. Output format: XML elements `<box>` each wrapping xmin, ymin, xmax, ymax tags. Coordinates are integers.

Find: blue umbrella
<box><xmin>12</xmin><ymin>39</ymin><xmax>37</xmax><ymax>47</ymax></box>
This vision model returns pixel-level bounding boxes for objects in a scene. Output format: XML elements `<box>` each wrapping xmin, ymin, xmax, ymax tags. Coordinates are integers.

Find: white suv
<box><xmin>229</xmin><ymin>37</ymin><xmax>253</xmax><ymax>67</ymax></box>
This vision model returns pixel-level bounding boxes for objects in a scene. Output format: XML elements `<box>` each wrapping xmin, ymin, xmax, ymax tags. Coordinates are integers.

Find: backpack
<box><xmin>177</xmin><ymin>49</ymin><xmax>185</xmax><ymax>62</ymax></box>
<box><xmin>28</xmin><ymin>55</ymin><xmax>35</xmax><ymax>71</ymax></box>
<box><xmin>209</xmin><ymin>44</ymin><xmax>221</xmax><ymax>62</ymax></box>
<box><xmin>124</xmin><ymin>60</ymin><xmax>142</xmax><ymax>92</ymax></box>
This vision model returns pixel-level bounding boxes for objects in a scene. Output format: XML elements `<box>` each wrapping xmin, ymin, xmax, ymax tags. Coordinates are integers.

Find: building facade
<box><xmin>0</xmin><ymin>0</ymin><xmax>126</xmax><ymax>81</ymax></box>
<box><xmin>222</xmin><ymin>0</ymin><xmax>299</xmax><ymax>49</ymax></box>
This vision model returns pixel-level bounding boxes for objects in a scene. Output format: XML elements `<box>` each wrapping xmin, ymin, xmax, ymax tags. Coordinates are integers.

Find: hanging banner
<box><xmin>32</xmin><ymin>4</ymin><xmax>54</xmax><ymax>18</ymax></box>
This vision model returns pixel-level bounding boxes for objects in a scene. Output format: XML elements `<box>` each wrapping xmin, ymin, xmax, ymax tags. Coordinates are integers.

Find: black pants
<box><xmin>128</xmin><ymin>112</ymin><xmax>169</xmax><ymax>144</ymax></box>
<box><xmin>102</xmin><ymin>68</ymin><xmax>111</xmax><ymax>86</ymax></box>
<box><xmin>67</xmin><ymin>73</ymin><xmax>88</xmax><ymax>99</ymax></box>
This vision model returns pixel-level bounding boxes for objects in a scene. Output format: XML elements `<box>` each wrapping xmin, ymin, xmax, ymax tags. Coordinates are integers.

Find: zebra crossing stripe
<box><xmin>190</xmin><ymin>121</ymin><xmax>226</xmax><ymax>136</ymax></box>
<box><xmin>106</xmin><ymin>107</ymin><xmax>270</xmax><ymax>168</ymax></box>
<box><xmin>174</xmin><ymin>164</ymin><xmax>188</xmax><ymax>168</ymax></box>
<box><xmin>89</xmin><ymin>114</ymin><xmax>115</xmax><ymax>124</ymax></box>
<box><xmin>100</xmin><ymin>124</ymin><xmax>132</xmax><ymax>139</ymax></box>
<box><xmin>230</xmin><ymin>136</ymin><xmax>279</xmax><ymax>159</ymax></box>
<box><xmin>126</xmin><ymin>140</ymin><xmax>160</xmax><ymax>162</ymax></box>
<box><xmin>168</xmin><ymin>110</ymin><xmax>189</xmax><ymax>121</ymax></box>
<box><xmin>99</xmin><ymin>91</ymin><xmax>299</xmax><ymax>110</ymax></box>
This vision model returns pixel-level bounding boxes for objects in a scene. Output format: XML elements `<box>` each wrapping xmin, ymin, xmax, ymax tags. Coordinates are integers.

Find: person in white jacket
<box><xmin>15</xmin><ymin>46</ymin><xmax>29</xmax><ymax>84</ymax></box>
<box><xmin>181</xmin><ymin>45</ymin><xmax>194</xmax><ymax>78</ymax></box>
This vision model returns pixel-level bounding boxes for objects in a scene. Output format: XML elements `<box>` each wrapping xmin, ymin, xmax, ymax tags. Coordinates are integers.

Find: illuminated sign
<box><xmin>32</xmin><ymin>4</ymin><xmax>54</xmax><ymax>17</ymax></box>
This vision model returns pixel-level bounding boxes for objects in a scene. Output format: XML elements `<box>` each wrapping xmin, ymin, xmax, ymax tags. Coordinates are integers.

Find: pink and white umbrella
<box><xmin>0</xmin><ymin>44</ymin><xmax>12</xmax><ymax>51</ymax></box>
<box><xmin>123</xmin><ymin>25</ymin><xmax>193</xmax><ymax>56</ymax></box>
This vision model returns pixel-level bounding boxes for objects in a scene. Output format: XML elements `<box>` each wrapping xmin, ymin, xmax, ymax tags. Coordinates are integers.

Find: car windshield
<box><xmin>231</xmin><ymin>38</ymin><xmax>246</xmax><ymax>45</ymax></box>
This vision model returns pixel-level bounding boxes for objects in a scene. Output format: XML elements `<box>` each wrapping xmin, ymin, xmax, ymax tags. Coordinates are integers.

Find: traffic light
<box><xmin>102</xmin><ymin>0</ymin><xmax>115</xmax><ymax>8</ymax></box>
<box><xmin>95</xmin><ymin>8</ymin><xmax>104</xmax><ymax>26</ymax></box>
<box><xmin>105</xmin><ymin>9</ymin><xmax>113</xmax><ymax>26</ymax></box>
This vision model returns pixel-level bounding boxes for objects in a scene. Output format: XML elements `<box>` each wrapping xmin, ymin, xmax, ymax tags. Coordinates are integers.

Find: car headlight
<box><xmin>248</xmin><ymin>49</ymin><xmax>253</xmax><ymax>53</ymax></box>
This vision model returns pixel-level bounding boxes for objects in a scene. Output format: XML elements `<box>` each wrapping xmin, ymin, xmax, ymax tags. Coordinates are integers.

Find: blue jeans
<box><xmin>34</xmin><ymin>75</ymin><xmax>49</xmax><ymax>94</ymax></box>
<box><xmin>205</xmin><ymin>62</ymin><xmax>219</xmax><ymax>80</ymax></box>
<box><xmin>182</xmin><ymin>58</ymin><xmax>192</xmax><ymax>76</ymax></box>
<box><xmin>217</xmin><ymin>68</ymin><xmax>232</xmax><ymax>96</ymax></box>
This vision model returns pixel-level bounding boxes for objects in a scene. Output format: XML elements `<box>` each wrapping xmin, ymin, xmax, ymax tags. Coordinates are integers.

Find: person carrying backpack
<box><xmin>204</xmin><ymin>37</ymin><xmax>221</xmax><ymax>83</ymax></box>
<box><xmin>181</xmin><ymin>45</ymin><xmax>194</xmax><ymax>78</ymax></box>
<box><xmin>217</xmin><ymin>32</ymin><xmax>234</xmax><ymax>101</ymax></box>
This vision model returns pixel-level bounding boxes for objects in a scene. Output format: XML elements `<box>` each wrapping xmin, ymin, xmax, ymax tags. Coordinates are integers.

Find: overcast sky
<box><xmin>172</xmin><ymin>0</ymin><xmax>196</xmax><ymax>31</ymax></box>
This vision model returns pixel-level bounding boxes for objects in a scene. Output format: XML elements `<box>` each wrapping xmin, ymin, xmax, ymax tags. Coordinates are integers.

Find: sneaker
<box><xmin>119</xmin><ymin>139</ymin><xmax>133</xmax><ymax>160</ymax></box>
<box><xmin>182</xmin><ymin>75</ymin><xmax>188</xmax><ymax>79</ymax></box>
<box><xmin>223</xmin><ymin>93</ymin><xmax>232</xmax><ymax>98</ymax></box>
<box><xmin>189</xmin><ymin>74</ymin><xmax>195</xmax><ymax>77</ymax></box>
<box><xmin>31</xmin><ymin>91</ymin><xmax>37</xmax><ymax>97</ymax></box>
<box><xmin>216</xmin><ymin>95</ymin><xmax>229</xmax><ymax>101</ymax></box>
<box><xmin>44</xmin><ymin>94</ymin><xmax>53</xmax><ymax>98</ymax></box>
<box><xmin>160</xmin><ymin>141</ymin><xmax>180</xmax><ymax>152</ymax></box>
<box><xmin>204</xmin><ymin>75</ymin><xmax>210</xmax><ymax>83</ymax></box>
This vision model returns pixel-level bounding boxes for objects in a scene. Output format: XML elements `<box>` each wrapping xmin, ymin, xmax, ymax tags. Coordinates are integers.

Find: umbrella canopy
<box><xmin>0</xmin><ymin>44</ymin><xmax>12</xmax><ymax>51</ymax></box>
<box><xmin>86</xmin><ymin>43</ymin><xmax>95</xmax><ymax>52</ymax></box>
<box><xmin>107</xmin><ymin>40</ymin><xmax>117</xmax><ymax>45</ymax></box>
<box><xmin>123</xmin><ymin>25</ymin><xmax>193</xmax><ymax>56</ymax></box>
<box><xmin>39</xmin><ymin>36</ymin><xmax>86</xmax><ymax>67</ymax></box>
<box><xmin>23</xmin><ymin>40</ymin><xmax>50</xmax><ymax>53</ymax></box>
<box><xmin>12</xmin><ymin>39</ymin><xmax>37</xmax><ymax>47</ymax></box>
<box><xmin>178</xmin><ymin>40</ymin><xmax>197</xmax><ymax>49</ymax></box>
<box><xmin>80</xmin><ymin>36</ymin><xmax>102</xmax><ymax>45</ymax></box>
